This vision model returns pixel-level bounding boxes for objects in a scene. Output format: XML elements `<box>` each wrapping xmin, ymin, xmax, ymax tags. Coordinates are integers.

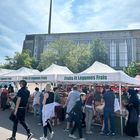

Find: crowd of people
<box><xmin>0</xmin><ymin>81</ymin><xmax>139</xmax><ymax>140</ymax></box>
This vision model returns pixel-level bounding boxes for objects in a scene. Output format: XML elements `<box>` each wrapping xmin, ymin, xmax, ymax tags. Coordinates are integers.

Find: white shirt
<box><xmin>33</xmin><ymin>91</ymin><xmax>41</xmax><ymax>105</ymax></box>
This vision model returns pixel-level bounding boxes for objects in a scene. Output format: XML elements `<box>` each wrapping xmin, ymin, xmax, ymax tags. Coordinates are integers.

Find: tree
<box><xmin>3</xmin><ymin>56</ymin><xmax>14</xmax><ymax>69</ymax></box>
<box><xmin>38</xmin><ymin>38</ymin><xmax>73</xmax><ymax>70</ymax></box>
<box><xmin>66</xmin><ymin>44</ymin><xmax>91</xmax><ymax>72</ymax></box>
<box><xmin>123</xmin><ymin>61</ymin><xmax>140</xmax><ymax>77</ymax></box>
<box><xmin>90</xmin><ymin>39</ymin><xmax>108</xmax><ymax>65</ymax></box>
<box><xmin>38</xmin><ymin>38</ymin><xmax>91</xmax><ymax>72</ymax></box>
<box><xmin>31</xmin><ymin>58</ymin><xmax>39</xmax><ymax>70</ymax></box>
<box><xmin>3</xmin><ymin>51</ymin><xmax>34</xmax><ymax>69</ymax></box>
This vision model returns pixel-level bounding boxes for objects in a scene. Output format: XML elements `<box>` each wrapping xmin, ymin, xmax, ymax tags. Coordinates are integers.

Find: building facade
<box><xmin>22</xmin><ymin>29</ymin><xmax>140</xmax><ymax>69</ymax></box>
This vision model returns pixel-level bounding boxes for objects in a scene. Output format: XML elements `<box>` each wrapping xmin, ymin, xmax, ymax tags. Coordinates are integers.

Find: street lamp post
<box><xmin>48</xmin><ymin>0</ymin><xmax>52</xmax><ymax>34</ymax></box>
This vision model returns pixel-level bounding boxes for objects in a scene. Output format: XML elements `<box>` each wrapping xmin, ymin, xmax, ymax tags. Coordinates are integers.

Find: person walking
<box><xmin>68</xmin><ymin>92</ymin><xmax>86</xmax><ymax>140</ymax></box>
<box><xmin>39</xmin><ymin>83</ymin><xmax>54</xmax><ymax>140</ymax></box>
<box><xmin>7</xmin><ymin>80</ymin><xmax>33</xmax><ymax>140</ymax></box>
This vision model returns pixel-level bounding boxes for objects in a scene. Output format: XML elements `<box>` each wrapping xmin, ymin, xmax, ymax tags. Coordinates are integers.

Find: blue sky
<box><xmin>0</xmin><ymin>0</ymin><xmax>140</xmax><ymax>64</ymax></box>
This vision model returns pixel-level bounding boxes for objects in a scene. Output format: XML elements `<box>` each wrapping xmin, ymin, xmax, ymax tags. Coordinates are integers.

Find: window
<box><xmin>119</xmin><ymin>40</ymin><xmax>128</xmax><ymax>67</ymax></box>
<box><xmin>110</xmin><ymin>41</ymin><xmax>117</xmax><ymax>67</ymax></box>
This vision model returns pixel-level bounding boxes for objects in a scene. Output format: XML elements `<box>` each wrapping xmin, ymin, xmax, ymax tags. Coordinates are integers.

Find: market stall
<box><xmin>0</xmin><ymin>67</ymin><xmax>40</xmax><ymax>82</ymax></box>
<box><xmin>40</xmin><ymin>63</ymin><xmax>73</xmax><ymax>81</ymax></box>
<box><xmin>0</xmin><ymin>68</ymin><xmax>15</xmax><ymax>75</ymax></box>
<box><xmin>57</xmin><ymin>61</ymin><xmax>140</xmax><ymax>135</ymax></box>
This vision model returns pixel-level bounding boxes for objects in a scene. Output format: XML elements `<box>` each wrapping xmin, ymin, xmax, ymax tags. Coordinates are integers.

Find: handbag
<box><xmin>129</xmin><ymin>107</ymin><xmax>138</xmax><ymax>123</ymax></box>
<box><xmin>68</xmin><ymin>109</ymin><xmax>77</xmax><ymax>121</ymax></box>
<box><xmin>9</xmin><ymin>112</ymin><xmax>17</xmax><ymax>122</ymax></box>
<box><xmin>114</xmin><ymin>98</ymin><xmax>120</xmax><ymax>112</ymax></box>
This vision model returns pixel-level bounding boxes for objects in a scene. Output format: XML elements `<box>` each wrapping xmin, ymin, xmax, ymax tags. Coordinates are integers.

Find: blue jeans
<box><xmin>33</xmin><ymin>104</ymin><xmax>40</xmax><ymax>116</ymax></box>
<box><xmin>103</xmin><ymin>110</ymin><xmax>115</xmax><ymax>133</ymax></box>
<box><xmin>85</xmin><ymin>107</ymin><xmax>93</xmax><ymax>132</ymax></box>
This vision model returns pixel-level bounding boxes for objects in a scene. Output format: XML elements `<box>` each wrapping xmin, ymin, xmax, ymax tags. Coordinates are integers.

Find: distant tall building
<box><xmin>22</xmin><ymin>29</ymin><xmax>140</xmax><ymax>69</ymax></box>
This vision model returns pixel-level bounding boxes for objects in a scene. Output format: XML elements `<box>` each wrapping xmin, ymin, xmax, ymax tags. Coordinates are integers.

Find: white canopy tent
<box><xmin>0</xmin><ymin>64</ymin><xmax>73</xmax><ymax>82</ymax></box>
<box><xmin>40</xmin><ymin>64</ymin><xmax>73</xmax><ymax>75</ymax></box>
<box><xmin>0</xmin><ymin>68</ymin><xmax>16</xmax><ymax>83</ymax></box>
<box><xmin>57</xmin><ymin>61</ymin><xmax>140</xmax><ymax>85</ymax></box>
<box><xmin>0</xmin><ymin>68</ymin><xmax>15</xmax><ymax>75</ymax></box>
<box><xmin>0</xmin><ymin>67</ymin><xmax>40</xmax><ymax>82</ymax></box>
<box><xmin>80</xmin><ymin>61</ymin><xmax>116</xmax><ymax>73</ymax></box>
<box><xmin>57</xmin><ymin>61</ymin><xmax>140</xmax><ymax>136</ymax></box>
<box><xmin>39</xmin><ymin>64</ymin><xmax>73</xmax><ymax>82</ymax></box>
<box><xmin>4</xmin><ymin>67</ymin><xmax>40</xmax><ymax>76</ymax></box>
<box><xmin>21</xmin><ymin>64</ymin><xmax>74</xmax><ymax>91</ymax></box>
<box><xmin>17</xmin><ymin>64</ymin><xmax>73</xmax><ymax>83</ymax></box>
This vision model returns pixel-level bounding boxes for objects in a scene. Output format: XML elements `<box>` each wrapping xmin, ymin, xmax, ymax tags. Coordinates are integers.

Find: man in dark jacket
<box><xmin>68</xmin><ymin>92</ymin><xmax>86</xmax><ymax>140</ymax></box>
<box><xmin>101</xmin><ymin>85</ymin><xmax>115</xmax><ymax>136</ymax></box>
<box><xmin>7</xmin><ymin>80</ymin><xmax>33</xmax><ymax>140</ymax></box>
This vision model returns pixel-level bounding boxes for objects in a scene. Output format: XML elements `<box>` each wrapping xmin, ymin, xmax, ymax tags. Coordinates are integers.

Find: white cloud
<box><xmin>71</xmin><ymin>0</ymin><xmax>140</xmax><ymax>31</ymax></box>
<box><xmin>0</xmin><ymin>35</ymin><xmax>20</xmax><ymax>63</ymax></box>
<box><xmin>52</xmin><ymin>1</ymin><xmax>78</xmax><ymax>32</ymax></box>
<box><xmin>0</xmin><ymin>35</ymin><xmax>20</xmax><ymax>50</ymax></box>
<box><xmin>127</xmin><ymin>23</ymin><xmax>140</xmax><ymax>29</ymax></box>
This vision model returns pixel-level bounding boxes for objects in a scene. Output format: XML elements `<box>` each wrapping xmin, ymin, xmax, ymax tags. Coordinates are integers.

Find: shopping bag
<box><xmin>114</xmin><ymin>98</ymin><xmax>120</xmax><ymax>112</ymax></box>
<box><xmin>9</xmin><ymin>112</ymin><xmax>17</xmax><ymax>122</ymax></box>
<box><xmin>129</xmin><ymin>107</ymin><xmax>138</xmax><ymax>123</ymax></box>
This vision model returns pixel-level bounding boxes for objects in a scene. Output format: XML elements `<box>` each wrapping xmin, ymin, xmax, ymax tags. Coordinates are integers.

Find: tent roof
<box><xmin>0</xmin><ymin>68</ymin><xmax>15</xmax><ymax>75</ymax></box>
<box><xmin>80</xmin><ymin>61</ymin><xmax>116</xmax><ymax>74</ymax></box>
<box><xmin>57</xmin><ymin>62</ymin><xmax>140</xmax><ymax>86</ymax></box>
<box><xmin>119</xmin><ymin>71</ymin><xmax>140</xmax><ymax>85</ymax></box>
<box><xmin>3</xmin><ymin>67</ymin><xmax>40</xmax><ymax>77</ymax></box>
<box><xmin>40</xmin><ymin>64</ymin><xmax>73</xmax><ymax>75</ymax></box>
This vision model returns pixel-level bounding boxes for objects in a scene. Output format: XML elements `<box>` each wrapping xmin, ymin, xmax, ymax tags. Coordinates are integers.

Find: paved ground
<box><xmin>0</xmin><ymin>109</ymin><xmax>138</xmax><ymax>140</ymax></box>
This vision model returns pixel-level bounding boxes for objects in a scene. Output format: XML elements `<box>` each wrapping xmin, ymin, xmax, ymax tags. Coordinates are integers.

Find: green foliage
<box><xmin>38</xmin><ymin>38</ymin><xmax>91</xmax><ymax>72</ymax></box>
<box><xmin>38</xmin><ymin>39</ymin><xmax>73</xmax><ymax>70</ymax></box>
<box><xmin>123</xmin><ymin>61</ymin><xmax>140</xmax><ymax>77</ymax></box>
<box><xmin>4</xmin><ymin>56</ymin><xmax>13</xmax><ymax>69</ymax></box>
<box><xmin>90</xmin><ymin>39</ymin><xmax>108</xmax><ymax>65</ymax></box>
<box><xmin>3</xmin><ymin>50</ymin><xmax>34</xmax><ymax>69</ymax></box>
<box><xmin>31</xmin><ymin>58</ymin><xmax>39</xmax><ymax>70</ymax></box>
<box><xmin>66</xmin><ymin>44</ymin><xmax>91</xmax><ymax>73</ymax></box>
<box><xmin>2</xmin><ymin>38</ymin><xmax>108</xmax><ymax>73</ymax></box>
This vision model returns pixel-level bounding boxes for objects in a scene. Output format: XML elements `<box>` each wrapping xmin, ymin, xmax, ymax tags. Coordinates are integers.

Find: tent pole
<box><xmin>119</xmin><ymin>83</ymin><xmax>123</xmax><ymax>136</ymax></box>
<box><xmin>40</xmin><ymin>83</ymin><xmax>43</xmax><ymax>92</ymax></box>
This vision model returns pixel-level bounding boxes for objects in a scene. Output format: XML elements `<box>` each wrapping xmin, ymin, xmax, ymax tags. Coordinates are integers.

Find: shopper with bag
<box><xmin>39</xmin><ymin>83</ymin><xmax>54</xmax><ymax>140</ymax></box>
<box><xmin>7</xmin><ymin>80</ymin><xmax>33</xmax><ymax>140</ymax></box>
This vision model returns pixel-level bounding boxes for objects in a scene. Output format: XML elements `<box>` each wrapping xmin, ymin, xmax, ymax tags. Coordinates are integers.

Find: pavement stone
<box><xmin>0</xmin><ymin>109</ymin><xmax>139</xmax><ymax>140</ymax></box>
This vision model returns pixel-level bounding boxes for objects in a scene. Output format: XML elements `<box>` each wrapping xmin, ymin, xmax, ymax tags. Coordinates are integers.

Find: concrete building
<box><xmin>22</xmin><ymin>29</ymin><xmax>140</xmax><ymax>69</ymax></box>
